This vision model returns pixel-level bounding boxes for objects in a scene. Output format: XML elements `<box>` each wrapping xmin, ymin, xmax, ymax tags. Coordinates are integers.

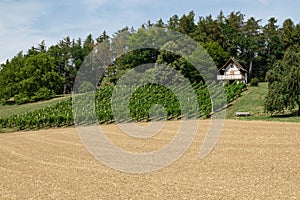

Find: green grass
<box><xmin>226</xmin><ymin>82</ymin><xmax>300</xmax><ymax>123</ymax></box>
<box><xmin>0</xmin><ymin>95</ymin><xmax>71</xmax><ymax>118</ymax></box>
<box><xmin>0</xmin><ymin>127</ymin><xmax>18</xmax><ymax>133</ymax></box>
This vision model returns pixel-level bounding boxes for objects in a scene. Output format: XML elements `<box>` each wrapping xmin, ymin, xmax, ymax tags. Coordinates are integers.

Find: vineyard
<box><xmin>0</xmin><ymin>83</ymin><xmax>246</xmax><ymax>131</ymax></box>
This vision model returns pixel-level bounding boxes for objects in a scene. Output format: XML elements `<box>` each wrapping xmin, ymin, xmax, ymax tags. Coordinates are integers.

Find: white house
<box><xmin>217</xmin><ymin>57</ymin><xmax>248</xmax><ymax>84</ymax></box>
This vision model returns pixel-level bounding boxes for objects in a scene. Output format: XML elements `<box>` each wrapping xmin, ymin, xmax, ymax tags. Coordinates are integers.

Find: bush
<box><xmin>14</xmin><ymin>88</ymin><xmax>56</xmax><ymax>104</ymax></box>
<box><xmin>14</xmin><ymin>93</ymin><xmax>31</xmax><ymax>105</ymax></box>
<box><xmin>250</xmin><ymin>78</ymin><xmax>259</xmax><ymax>87</ymax></box>
<box><xmin>32</xmin><ymin>87</ymin><xmax>56</xmax><ymax>101</ymax></box>
<box><xmin>0</xmin><ymin>98</ymin><xmax>6</xmax><ymax>105</ymax></box>
<box><xmin>78</xmin><ymin>81</ymin><xmax>95</xmax><ymax>93</ymax></box>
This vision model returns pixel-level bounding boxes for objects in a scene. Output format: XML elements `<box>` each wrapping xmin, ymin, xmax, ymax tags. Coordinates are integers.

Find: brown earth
<box><xmin>0</xmin><ymin>120</ymin><xmax>299</xmax><ymax>199</ymax></box>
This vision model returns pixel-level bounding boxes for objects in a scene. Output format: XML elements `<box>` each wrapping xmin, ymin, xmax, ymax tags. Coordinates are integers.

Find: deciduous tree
<box><xmin>265</xmin><ymin>46</ymin><xmax>300</xmax><ymax>115</ymax></box>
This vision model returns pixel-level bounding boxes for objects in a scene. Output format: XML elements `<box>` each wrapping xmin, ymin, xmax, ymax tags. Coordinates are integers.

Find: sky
<box><xmin>0</xmin><ymin>0</ymin><xmax>299</xmax><ymax>64</ymax></box>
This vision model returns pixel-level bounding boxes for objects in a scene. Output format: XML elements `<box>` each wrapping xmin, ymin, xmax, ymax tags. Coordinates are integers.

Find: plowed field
<box><xmin>0</xmin><ymin>120</ymin><xmax>299</xmax><ymax>199</ymax></box>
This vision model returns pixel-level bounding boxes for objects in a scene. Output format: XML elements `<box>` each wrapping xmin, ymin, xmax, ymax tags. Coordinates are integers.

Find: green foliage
<box><xmin>0</xmin><ymin>83</ymin><xmax>245</xmax><ymax>130</ymax></box>
<box><xmin>156</xmin><ymin>43</ymin><xmax>209</xmax><ymax>84</ymax></box>
<box><xmin>78</xmin><ymin>81</ymin><xmax>96</xmax><ymax>93</ymax></box>
<box><xmin>14</xmin><ymin>93</ymin><xmax>31</xmax><ymax>105</ymax></box>
<box><xmin>33</xmin><ymin>87</ymin><xmax>56</xmax><ymax>101</ymax></box>
<box><xmin>2</xmin><ymin>10</ymin><xmax>299</xmax><ymax>126</ymax></box>
<box><xmin>1</xmin><ymin>11</ymin><xmax>299</xmax><ymax>104</ymax></box>
<box><xmin>0</xmin><ymin>99</ymin><xmax>6</xmax><ymax>106</ymax></box>
<box><xmin>0</xmin><ymin>99</ymin><xmax>73</xmax><ymax>130</ymax></box>
<box><xmin>96</xmin><ymin>83</ymin><xmax>209</xmax><ymax>123</ymax></box>
<box><xmin>250</xmin><ymin>78</ymin><xmax>259</xmax><ymax>87</ymax></box>
<box><xmin>129</xmin><ymin>84</ymin><xmax>181</xmax><ymax>120</ymax></box>
<box><xmin>14</xmin><ymin>87</ymin><xmax>56</xmax><ymax>105</ymax></box>
<box><xmin>202</xmin><ymin>42</ymin><xmax>230</xmax><ymax>68</ymax></box>
<box><xmin>225</xmin><ymin>82</ymin><xmax>246</xmax><ymax>102</ymax></box>
<box><xmin>0</xmin><ymin>96</ymin><xmax>70</xmax><ymax>118</ymax></box>
<box><xmin>95</xmin><ymin>86</ymin><xmax>114</xmax><ymax>123</ymax></box>
<box><xmin>226</xmin><ymin>82</ymin><xmax>300</xmax><ymax>122</ymax></box>
<box><xmin>0</xmin><ymin>52</ymin><xmax>65</xmax><ymax>104</ymax></box>
<box><xmin>265</xmin><ymin>46</ymin><xmax>300</xmax><ymax>115</ymax></box>
<box><xmin>177</xmin><ymin>11</ymin><xmax>197</xmax><ymax>34</ymax></box>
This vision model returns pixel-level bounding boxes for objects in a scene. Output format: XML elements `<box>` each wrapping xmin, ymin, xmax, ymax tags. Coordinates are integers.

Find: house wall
<box><xmin>224</xmin><ymin>63</ymin><xmax>242</xmax><ymax>76</ymax></box>
<box><xmin>217</xmin><ymin>61</ymin><xmax>247</xmax><ymax>84</ymax></box>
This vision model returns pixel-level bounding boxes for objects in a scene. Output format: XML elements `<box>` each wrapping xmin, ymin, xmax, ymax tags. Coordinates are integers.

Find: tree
<box><xmin>37</xmin><ymin>40</ymin><xmax>47</xmax><ymax>53</ymax></box>
<box><xmin>0</xmin><ymin>50</ymin><xmax>66</xmax><ymax>104</ymax></box>
<box><xmin>265</xmin><ymin>46</ymin><xmax>300</xmax><ymax>115</ymax></box>
<box><xmin>281</xmin><ymin>19</ymin><xmax>296</xmax><ymax>49</ymax></box>
<box><xmin>167</xmin><ymin>14</ymin><xmax>179</xmax><ymax>30</ymax></box>
<box><xmin>242</xmin><ymin>17</ymin><xmax>262</xmax><ymax>76</ymax></box>
<box><xmin>0</xmin><ymin>52</ymin><xmax>24</xmax><ymax>100</ymax></box>
<box><xmin>2</xmin><ymin>10</ymin><xmax>299</xmax><ymax>104</ymax></box>
<box><xmin>156</xmin><ymin>40</ymin><xmax>211</xmax><ymax>84</ymax></box>
<box><xmin>155</xmin><ymin>18</ymin><xmax>165</xmax><ymax>28</ymax></box>
<box><xmin>201</xmin><ymin>14</ymin><xmax>225</xmax><ymax>45</ymax></box>
<box><xmin>96</xmin><ymin>31</ymin><xmax>110</xmax><ymax>44</ymax></box>
<box><xmin>177</xmin><ymin>11</ymin><xmax>196</xmax><ymax>35</ymax></box>
<box><xmin>202</xmin><ymin>41</ymin><xmax>230</xmax><ymax>68</ymax></box>
<box><xmin>48</xmin><ymin>36</ymin><xmax>86</xmax><ymax>94</ymax></box>
<box><xmin>83</xmin><ymin>34</ymin><xmax>95</xmax><ymax>56</ymax></box>
<box><xmin>223</xmin><ymin>11</ymin><xmax>245</xmax><ymax>57</ymax></box>
<box><xmin>259</xmin><ymin>18</ymin><xmax>284</xmax><ymax>79</ymax></box>
<box><xmin>18</xmin><ymin>53</ymin><xmax>65</xmax><ymax>97</ymax></box>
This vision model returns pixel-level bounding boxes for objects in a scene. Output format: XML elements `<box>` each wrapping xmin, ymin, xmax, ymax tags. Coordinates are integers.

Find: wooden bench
<box><xmin>236</xmin><ymin>112</ymin><xmax>250</xmax><ymax>116</ymax></box>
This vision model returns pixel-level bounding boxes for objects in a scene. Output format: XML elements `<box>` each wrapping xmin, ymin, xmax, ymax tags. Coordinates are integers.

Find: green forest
<box><xmin>0</xmin><ymin>10</ymin><xmax>300</xmax><ymax>130</ymax></box>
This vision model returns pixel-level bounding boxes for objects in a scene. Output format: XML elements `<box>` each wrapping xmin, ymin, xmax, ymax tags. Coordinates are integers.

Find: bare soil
<box><xmin>0</xmin><ymin>120</ymin><xmax>299</xmax><ymax>199</ymax></box>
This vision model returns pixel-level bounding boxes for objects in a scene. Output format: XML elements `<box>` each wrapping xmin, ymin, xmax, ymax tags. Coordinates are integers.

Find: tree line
<box><xmin>0</xmin><ymin>10</ymin><xmax>299</xmax><ymax>107</ymax></box>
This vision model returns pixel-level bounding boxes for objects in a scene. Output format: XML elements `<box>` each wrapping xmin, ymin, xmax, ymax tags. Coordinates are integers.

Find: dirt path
<box><xmin>0</xmin><ymin>120</ymin><xmax>299</xmax><ymax>199</ymax></box>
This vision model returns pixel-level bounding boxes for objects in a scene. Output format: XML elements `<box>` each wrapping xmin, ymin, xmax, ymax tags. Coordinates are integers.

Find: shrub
<box><xmin>14</xmin><ymin>93</ymin><xmax>31</xmax><ymax>105</ymax></box>
<box><xmin>250</xmin><ymin>78</ymin><xmax>259</xmax><ymax>87</ymax></box>
<box><xmin>0</xmin><ymin>98</ymin><xmax>6</xmax><ymax>105</ymax></box>
<box><xmin>32</xmin><ymin>87</ymin><xmax>56</xmax><ymax>101</ymax></box>
<box><xmin>78</xmin><ymin>81</ymin><xmax>95</xmax><ymax>93</ymax></box>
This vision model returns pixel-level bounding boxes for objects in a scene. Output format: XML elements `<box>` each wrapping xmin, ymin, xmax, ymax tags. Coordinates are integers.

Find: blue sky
<box><xmin>0</xmin><ymin>0</ymin><xmax>299</xmax><ymax>64</ymax></box>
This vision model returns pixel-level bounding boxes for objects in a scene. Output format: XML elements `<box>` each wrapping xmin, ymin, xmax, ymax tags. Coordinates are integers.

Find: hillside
<box><xmin>0</xmin><ymin>83</ymin><xmax>245</xmax><ymax>132</ymax></box>
<box><xmin>0</xmin><ymin>95</ymin><xmax>70</xmax><ymax>118</ymax></box>
<box><xmin>2</xmin><ymin>81</ymin><xmax>300</xmax><ymax>134</ymax></box>
<box><xmin>226</xmin><ymin>82</ymin><xmax>268</xmax><ymax>118</ymax></box>
<box><xmin>226</xmin><ymin>82</ymin><xmax>300</xmax><ymax>122</ymax></box>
